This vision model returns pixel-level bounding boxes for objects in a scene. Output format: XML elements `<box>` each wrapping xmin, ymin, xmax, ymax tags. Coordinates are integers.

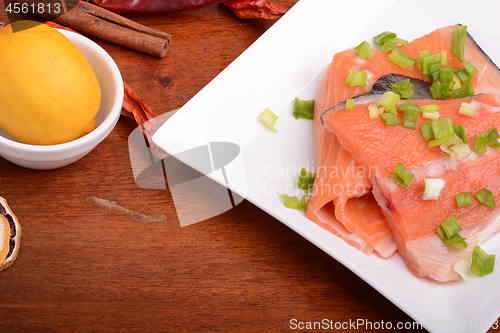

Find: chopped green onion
<box><xmin>473</xmin><ymin>125</ymin><xmax>500</xmax><ymax>154</ymax></box>
<box><xmin>436</xmin><ymin>215</ymin><xmax>468</xmax><ymax>249</ymax></box>
<box><xmin>453</xmin><ymin>87</ymin><xmax>466</xmax><ymax>99</ymax></box>
<box><xmin>459</xmin><ymin>102</ymin><xmax>476</xmax><ymax>117</ymax></box>
<box><xmin>417</xmin><ymin>49</ymin><xmax>431</xmax><ymax>71</ymax></box>
<box><xmin>452</xmin><ymin>25</ymin><xmax>467</xmax><ymax>62</ymax></box>
<box><xmin>421</xmin><ymin>178</ymin><xmax>445</xmax><ymax>200</ymax></box>
<box><xmin>464</xmin><ymin>81</ymin><xmax>474</xmax><ymax>96</ymax></box>
<box><xmin>453</xmin><ymin>257</ymin><xmax>472</xmax><ymax>283</ymax></box>
<box><xmin>453</xmin><ymin>124</ymin><xmax>469</xmax><ymax>143</ymax></box>
<box><xmin>381</xmin><ymin>113</ymin><xmax>400</xmax><ymax>126</ymax></box>
<box><xmin>452</xmin><ymin>73</ymin><xmax>462</xmax><ymax>90</ymax></box>
<box><xmin>259</xmin><ymin>107</ymin><xmax>278</xmax><ymax>132</ymax></box>
<box><xmin>299</xmin><ymin>194</ymin><xmax>309</xmax><ymax>209</ymax></box>
<box><xmin>439</xmin><ymin>67</ymin><xmax>454</xmax><ymax>84</ymax></box>
<box><xmin>376</xmin><ymin>91</ymin><xmax>400</xmax><ymax>112</ymax></box>
<box><xmin>463</xmin><ymin>62</ymin><xmax>478</xmax><ymax>77</ymax></box>
<box><xmin>390</xmin><ymin>162</ymin><xmax>414</xmax><ymax>187</ymax></box>
<box><xmin>423</xmin><ymin>112</ymin><xmax>440</xmax><ymax>120</ymax></box>
<box><xmin>297</xmin><ymin>167</ymin><xmax>316</xmax><ymax>193</ymax></box>
<box><xmin>429</xmin><ymin>80</ymin><xmax>444</xmax><ymax>99</ymax></box>
<box><xmin>473</xmin><ymin>134</ymin><xmax>488</xmax><ymax>154</ymax></box>
<box><xmin>278</xmin><ymin>194</ymin><xmax>302</xmax><ymax>210</ymax></box>
<box><xmin>455</xmin><ymin>192</ymin><xmax>473</xmax><ymax>208</ymax></box>
<box><xmin>421</xmin><ymin>122</ymin><xmax>435</xmax><ymax>141</ymax></box>
<box><xmin>373</xmin><ymin>31</ymin><xmax>397</xmax><ymax>47</ymax></box>
<box><xmin>391</xmin><ymin>79</ymin><xmax>414</xmax><ymax>99</ymax></box>
<box><xmin>428</xmin><ymin>59</ymin><xmax>443</xmax><ymax>81</ymax></box>
<box><xmin>354</xmin><ymin>41</ymin><xmax>374</xmax><ymax>59</ymax></box>
<box><xmin>457</xmin><ymin>69</ymin><xmax>471</xmax><ymax>85</ymax></box>
<box><xmin>475</xmin><ymin>188</ymin><xmax>496</xmax><ymax>209</ymax></box>
<box><xmin>293</xmin><ymin>98</ymin><xmax>314</xmax><ymax>120</ymax></box>
<box><xmin>448</xmin><ymin>142</ymin><xmax>471</xmax><ymax>161</ymax></box>
<box><xmin>428</xmin><ymin>117</ymin><xmax>454</xmax><ymax>147</ymax></box>
<box><xmin>345</xmin><ymin>98</ymin><xmax>354</xmax><ymax>110</ymax></box>
<box><xmin>368</xmin><ymin>103</ymin><xmax>381</xmax><ymax>118</ymax></box>
<box><xmin>471</xmin><ymin>245</ymin><xmax>495</xmax><ymax>277</ymax></box>
<box><xmin>437</xmin><ymin>228</ymin><xmax>469</xmax><ymax>249</ymax></box>
<box><xmin>440</xmin><ymin>50</ymin><xmax>448</xmax><ymax>66</ymax></box>
<box><xmin>387</xmin><ymin>48</ymin><xmax>416</xmax><ymax>69</ymax></box>
<box><xmin>400</xmin><ymin>101</ymin><xmax>420</xmax><ymax>129</ymax></box>
<box><xmin>345</xmin><ymin>69</ymin><xmax>368</xmax><ymax>87</ymax></box>
<box><xmin>441</xmin><ymin>215</ymin><xmax>462</xmax><ymax>238</ymax></box>
<box><xmin>420</xmin><ymin>105</ymin><xmax>439</xmax><ymax>113</ymax></box>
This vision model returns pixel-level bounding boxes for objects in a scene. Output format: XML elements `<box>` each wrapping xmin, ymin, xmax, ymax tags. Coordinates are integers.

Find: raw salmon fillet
<box><xmin>307</xmin><ymin>25</ymin><xmax>500</xmax><ymax>281</ymax></box>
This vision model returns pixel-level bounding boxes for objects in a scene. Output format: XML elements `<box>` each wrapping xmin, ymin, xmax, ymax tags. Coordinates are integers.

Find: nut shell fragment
<box><xmin>0</xmin><ymin>197</ymin><xmax>21</xmax><ymax>271</ymax></box>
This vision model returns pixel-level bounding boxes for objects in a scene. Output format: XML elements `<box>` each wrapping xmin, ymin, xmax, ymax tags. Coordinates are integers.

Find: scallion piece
<box><xmin>376</xmin><ymin>91</ymin><xmax>400</xmax><ymax>112</ymax></box>
<box><xmin>259</xmin><ymin>107</ymin><xmax>278</xmax><ymax>132</ymax></box>
<box><xmin>429</xmin><ymin>81</ymin><xmax>444</xmax><ymax>99</ymax></box>
<box><xmin>387</xmin><ymin>48</ymin><xmax>416</xmax><ymax>69</ymax></box>
<box><xmin>299</xmin><ymin>194</ymin><xmax>309</xmax><ymax>210</ymax></box>
<box><xmin>423</xmin><ymin>112</ymin><xmax>440</xmax><ymax>120</ymax></box>
<box><xmin>485</xmin><ymin>126</ymin><xmax>500</xmax><ymax>148</ymax></box>
<box><xmin>465</xmin><ymin>81</ymin><xmax>474</xmax><ymax>96</ymax></box>
<box><xmin>278</xmin><ymin>194</ymin><xmax>302</xmax><ymax>210</ymax></box>
<box><xmin>436</xmin><ymin>215</ymin><xmax>468</xmax><ymax>249</ymax></box>
<box><xmin>448</xmin><ymin>142</ymin><xmax>471</xmax><ymax>161</ymax></box>
<box><xmin>420</xmin><ymin>105</ymin><xmax>439</xmax><ymax>113</ymax></box>
<box><xmin>473</xmin><ymin>134</ymin><xmax>488</xmax><ymax>154</ymax></box>
<box><xmin>475</xmin><ymin>188</ymin><xmax>496</xmax><ymax>209</ymax></box>
<box><xmin>463</xmin><ymin>62</ymin><xmax>478</xmax><ymax>77</ymax></box>
<box><xmin>345</xmin><ymin>69</ymin><xmax>368</xmax><ymax>87</ymax></box>
<box><xmin>293</xmin><ymin>98</ymin><xmax>315</xmax><ymax>120</ymax></box>
<box><xmin>471</xmin><ymin>245</ymin><xmax>495</xmax><ymax>277</ymax></box>
<box><xmin>453</xmin><ymin>257</ymin><xmax>472</xmax><ymax>283</ymax></box>
<box><xmin>368</xmin><ymin>104</ymin><xmax>380</xmax><ymax>118</ymax></box>
<box><xmin>354</xmin><ymin>41</ymin><xmax>374</xmax><ymax>59</ymax></box>
<box><xmin>453</xmin><ymin>124</ymin><xmax>469</xmax><ymax>143</ymax></box>
<box><xmin>452</xmin><ymin>25</ymin><xmax>467</xmax><ymax>62</ymax></box>
<box><xmin>441</xmin><ymin>215</ymin><xmax>462</xmax><ymax>238</ymax></box>
<box><xmin>459</xmin><ymin>102</ymin><xmax>476</xmax><ymax>117</ymax></box>
<box><xmin>457</xmin><ymin>69</ymin><xmax>471</xmax><ymax>85</ymax></box>
<box><xmin>373</xmin><ymin>31</ymin><xmax>397</xmax><ymax>47</ymax></box>
<box><xmin>440</xmin><ymin>50</ymin><xmax>448</xmax><ymax>66</ymax></box>
<box><xmin>390</xmin><ymin>162</ymin><xmax>414</xmax><ymax>187</ymax></box>
<box><xmin>381</xmin><ymin>113</ymin><xmax>400</xmax><ymax>126</ymax></box>
<box><xmin>400</xmin><ymin>101</ymin><xmax>420</xmax><ymax>129</ymax></box>
<box><xmin>345</xmin><ymin>98</ymin><xmax>354</xmax><ymax>110</ymax></box>
<box><xmin>421</xmin><ymin>178</ymin><xmax>445</xmax><ymax>200</ymax></box>
<box><xmin>437</xmin><ymin>228</ymin><xmax>469</xmax><ymax>249</ymax></box>
<box><xmin>417</xmin><ymin>49</ymin><xmax>431</xmax><ymax>71</ymax></box>
<box><xmin>428</xmin><ymin>117</ymin><xmax>454</xmax><ymax>147</ymax></box>
<box><xmin>421</xmin><ymin>122</ymin><xmax>435</xmax><ymax>141</ymax></box>
<box><xmin>453</xmin><ymin>87</ymin><xmax>466</xmax><ymax>99</ymax></box>
<box><xmin>297</xmin><ymin>167</ymin><xmax>316</xmax><ymax>193</ymax></box>
<box><xmin>391</xmin><ymin>79</ymin><xmax>414</xmax><ymax>99</ymax></box>
<box><xmin>455</xmin><ymin>192</ymin><xmax>473</xmax><ymax>208</ymax></box>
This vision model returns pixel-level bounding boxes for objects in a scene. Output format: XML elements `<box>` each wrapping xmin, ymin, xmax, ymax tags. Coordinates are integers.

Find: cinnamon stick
<box><xmin>28</xmin><ymin>0</ymin><xmax>172</xmax><ymax>58</ymax></box>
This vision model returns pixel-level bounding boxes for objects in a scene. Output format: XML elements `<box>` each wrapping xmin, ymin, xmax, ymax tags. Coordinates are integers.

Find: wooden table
<box><xmin>0</xmin><ymin>2</ymin><xmax>498</xmax><ymax>332</ymax></box>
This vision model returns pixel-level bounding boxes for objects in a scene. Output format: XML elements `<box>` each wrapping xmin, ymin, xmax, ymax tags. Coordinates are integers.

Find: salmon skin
<box><xmin>307</xmin><ymin>24</ymin><xmax>500</xmax><ymax>281</ymax></box>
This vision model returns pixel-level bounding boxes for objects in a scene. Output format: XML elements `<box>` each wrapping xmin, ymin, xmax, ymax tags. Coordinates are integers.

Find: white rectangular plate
<box><xmin>153</xmin><ymin>1</ymin><xmax>500</xmax><ymax>332</ymax></box>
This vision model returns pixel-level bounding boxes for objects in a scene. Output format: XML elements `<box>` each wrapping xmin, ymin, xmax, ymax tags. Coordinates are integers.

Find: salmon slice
<box><xmin>308</xmin><ymin>24</ymin><xmax>500</xmax><ymax>278</ymax></box>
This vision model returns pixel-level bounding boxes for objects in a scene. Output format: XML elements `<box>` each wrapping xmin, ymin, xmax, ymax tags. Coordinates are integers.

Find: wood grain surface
<box><xmin>0</xmin><ymin>1</ymin><xmax>498</xmax><ymax>332</ymax></box>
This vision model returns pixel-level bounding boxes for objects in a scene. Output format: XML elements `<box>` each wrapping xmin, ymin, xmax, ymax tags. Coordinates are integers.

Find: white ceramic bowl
<box><xmin>0</xmin><ymin>28</ymin><xmax>124</xmax><ymax>170</ymax></box>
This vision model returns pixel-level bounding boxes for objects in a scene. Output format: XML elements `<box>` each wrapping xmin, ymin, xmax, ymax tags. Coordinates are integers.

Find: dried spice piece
<box><xmin>121</xmin><ymin>82</ymin><xmax>164</xmax><ymax>159</ymax></box>
<box><xmin>0</xmin><ymin>197</ymin><xmax>21</xmax><ymax>272</ymax></box>
<box><xmin>223</xmin><ymin>0</ymin><xmax>289</xmax><ymax>19</ymax></box>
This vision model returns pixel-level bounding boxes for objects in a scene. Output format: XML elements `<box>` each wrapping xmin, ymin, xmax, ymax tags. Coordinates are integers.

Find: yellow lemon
<box><xmin>0</xmin><ymin>20</ymin><xmax>101</xmax><ymax>145</ymax></box>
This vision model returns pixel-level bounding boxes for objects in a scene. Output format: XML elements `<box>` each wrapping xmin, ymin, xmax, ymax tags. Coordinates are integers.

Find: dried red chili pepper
<box><xmin>121</xmin><ymin>81</ymin><xmax>164</xmax><ymax>159</ymax></box>
<box><xmin>223</xmin><ymin>0</ymin><xmax>288</xmax><ymax>19</ymax></box>
<box><xmin>90</xmin><ymin>0</ymin><xmax>288</xmax><ymax>19</ymax></box>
